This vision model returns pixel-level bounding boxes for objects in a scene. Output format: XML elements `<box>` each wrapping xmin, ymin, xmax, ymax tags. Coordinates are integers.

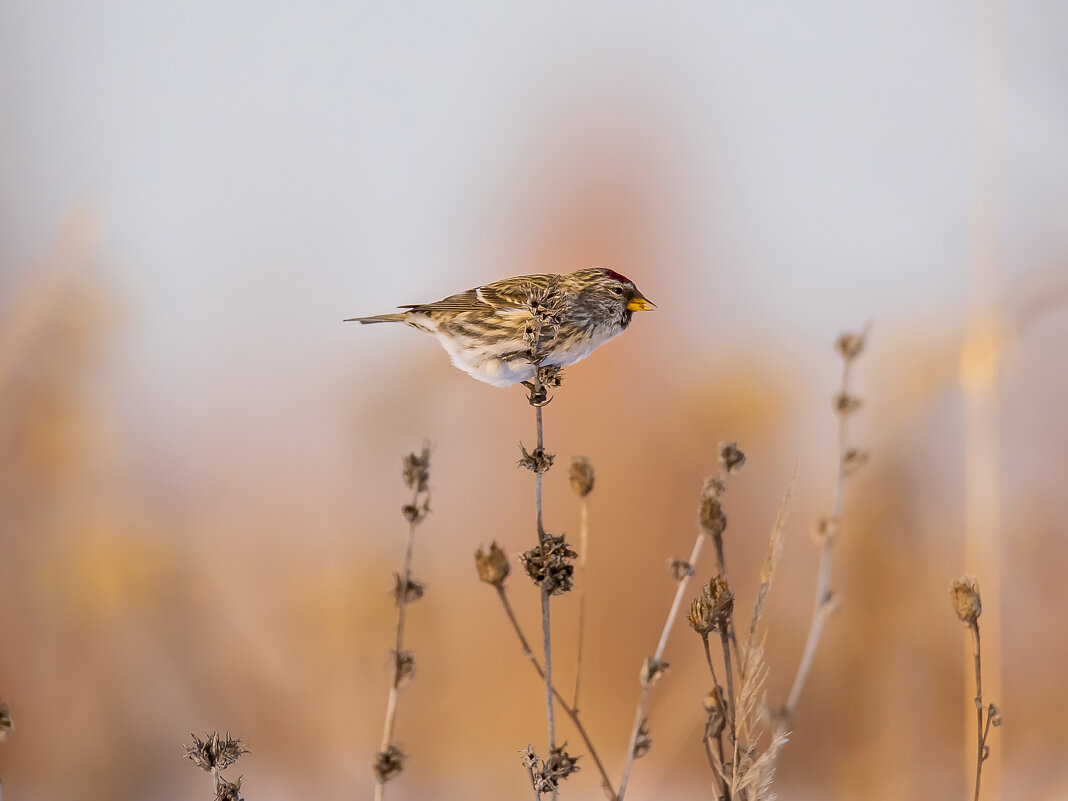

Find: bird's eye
<box><xmin>613</xmin><ymin>286</ymin><xmax>624</xmax><ymax>295</ymax></box>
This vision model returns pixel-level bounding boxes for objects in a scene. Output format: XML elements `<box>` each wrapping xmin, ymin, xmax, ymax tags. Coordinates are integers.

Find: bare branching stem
<box><xmin>950</xmin><ymin>576</ymin><xmax>999</xmax><ymax>801</ymax></box>
<box><xmin>720</xmin><ymin>630</ymin><xmax>737</xmax><ymax>747</ymax></box>
<box><xmin>700</xmin><ymin>634</ymin><xmax>729</xmax><ymax>801</ymax></box>
<box><xmin>782</xmin><ymin>345</ymin><xmax>860</xmax><ymax>724</ymax></box>
<box><xmin>532</xmin><ymin>394</ymin><xmax>558</xmax><ymax>800</ymax></box>
<box><xmin>380</xmin><ymin>492</ymin><xmax>419</xmax><ymax>754</ymax></box>
<box><xmin>618</xmin><ymin>533</ymin><xmax>707</xmax><ymax>800</ymax></box>
<box><xmin>495</xmin><ymin>587</ymin><xmax>617</xmax><ymax>800</ymax></box>
<box><xmin>375</xmin><ymin>447</ymin><xmax>431</xmax><ymax>801</ymax></box>
<box><xmin>970</xmin><ymin>622</ymin><xmax>985</xmax><ymax>801</ymax></box>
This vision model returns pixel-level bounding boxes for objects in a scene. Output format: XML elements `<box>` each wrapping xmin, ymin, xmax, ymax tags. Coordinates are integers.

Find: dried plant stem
<box><xmin>532</xmin><ymin>398</ymin><xmax>558</xmax><ymax>798</ymax></box>
<box><xmin>700</xmin><ymin>635</ymin><xmax>728</xmax><ymax>801</ymax></box>
<box><xmin>381</xmin><ymin>489</ymin><xmax>419</xmax><ymax>749</ymax></box>
<box><xmin>374</xmin><ymin>482</ymin><xmax>422</xmax><ymax>801</ymax></box>
<box><xmin>782</xmin><ymin>354</ymin><xmax>856</xmax><ymax>723</ymax></box>
<box><xmin>969</xmin><ymin>623</ymin><xmax>985</xmax><ymax>801</ymax></box>
<box><xmin>374</xmin><ymin>447</ymin><xmax>431</xmax><ymax>800</ymax></box>
<box><xmin>572</xmin><ymin>495</ymin><xmax>589</xmax><ymax>710</ymax></box>
<box><xmin>495</xmin><ymin>586</ymin><xmax>617</xmax><ymax>800</ymax></box>
<box><xmin>618</xmin><ymin>533</ymin><xmax>707</xmax><ymax>800</ymax></box>
<box><xmin>719</xmin><ymin>631</ymin><xmax>736</xmax><ymax>747</ymax></box>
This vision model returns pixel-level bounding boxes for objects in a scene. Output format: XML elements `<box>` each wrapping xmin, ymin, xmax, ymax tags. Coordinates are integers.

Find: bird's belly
<box><xmin>428</xmin><ymin>321</ymin><xmax>619</xmax><ymax>387</ymax></box>
<box><xmin>434</xmin><ymin>332</ymin><xmax>533</xmax><ymax>387</ymax></box>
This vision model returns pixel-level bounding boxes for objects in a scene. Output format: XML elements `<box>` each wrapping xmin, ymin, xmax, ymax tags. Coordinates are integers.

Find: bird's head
<box><xmin>569</xmin><ymin>267</ymin><xmax>655</xmax><ymax>328</ymax></box>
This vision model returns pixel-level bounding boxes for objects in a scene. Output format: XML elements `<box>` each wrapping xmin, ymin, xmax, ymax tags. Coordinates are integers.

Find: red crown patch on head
<box><xmin>602</xmin><ymin>268</ymin><xmax>631</xmax><ymax>285</ymax></box>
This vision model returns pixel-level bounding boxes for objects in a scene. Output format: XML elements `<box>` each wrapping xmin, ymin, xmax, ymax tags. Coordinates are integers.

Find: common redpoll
<box><xmin>346</xmin><ymin>268</ymin><xmax>654</xmax><ymax>387</ymax></box>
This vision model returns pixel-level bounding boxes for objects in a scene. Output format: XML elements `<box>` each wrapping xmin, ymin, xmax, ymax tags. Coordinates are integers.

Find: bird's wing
<box><xmin>401</xmin><ymin>274</ymin><xmax>556</xmax><ymax>316</ymax></box>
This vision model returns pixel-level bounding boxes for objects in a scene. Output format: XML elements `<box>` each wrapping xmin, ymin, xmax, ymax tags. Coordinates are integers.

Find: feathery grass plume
<box><xmin>374</xmin><ymin>443</ymin><xmax>432</xmax><ymax>801</ymax></box>
<box><xmin>687</xmin><ymin>474</ymin><xmax>795</xmax><ymax>799</ymax></box>
<box><xmin>777</xmin><ymin>327</ymin><xmax>870</xmax><ymax>739</ymax></box>
<box><xmin>618</xmin><ymin>442</ymin><xmax>745</xmax><ymax>800</ymax></box>
<box><xmin>473</xmin><ymin>541</ymin><xmax>618</xmax><ymax>799</ymax></box>
<box><xmin>950</xmin><ymin>576</ymin><xmax>1001</xmax><ymax>801</ymax></box>
<box><xmin>184</xmin><ymin>731</ymin><xmax>249</xmax><ymax>801</ymax></box>
<box><xmin>749</xmin><ymin>479</ymin><xmax>794</xmax><ymax>640</ymax></box>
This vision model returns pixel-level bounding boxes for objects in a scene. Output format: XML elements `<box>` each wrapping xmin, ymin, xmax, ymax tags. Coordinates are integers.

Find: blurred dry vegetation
<box><xmin>1</xmin><ymin>212</ymin><xmax>1067</xmax><ymax>801</ymax></box>
<box><xmin>3</xmin><ymin>7</ymin><xmax>1068</xmax><ymax>793</ymax></box>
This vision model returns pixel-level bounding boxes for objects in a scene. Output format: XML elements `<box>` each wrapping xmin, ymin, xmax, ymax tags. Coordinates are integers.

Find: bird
<box><xmin>346</xmin><ymin>268</ymin><xmax>654</xmax><ymax>387</ymax></box>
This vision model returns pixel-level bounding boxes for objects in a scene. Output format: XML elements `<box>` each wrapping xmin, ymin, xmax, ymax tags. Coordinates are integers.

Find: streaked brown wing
<box><xmin>400</xmin><ymin>273</ymin><xmax>556</xmax><ymax>316</ymax></box>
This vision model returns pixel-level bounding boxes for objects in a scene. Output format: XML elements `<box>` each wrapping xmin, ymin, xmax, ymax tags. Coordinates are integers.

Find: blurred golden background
<box><xmin>1</xmin><ymin>3</ymin><xmax>1067</xmax><ymax>800</ymax></box>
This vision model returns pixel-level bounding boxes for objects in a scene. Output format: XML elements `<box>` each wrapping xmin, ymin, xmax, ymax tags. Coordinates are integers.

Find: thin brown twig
<box><xmin>374</xmin><ymin>447</ymin><xmax>430</xmax><ymax>801</ymax></box>
<box><xmin>700</xmin><ymin>635</ymin><xmax>728</xmax><ymax>801</ymax></box>
<box><xmin>530</xmin><ymin>367</ymin><xmax>557</xmax><ymax>801</ymax></box>
<box><xmin>619</xmin><ymin>450</ymin><xmax>743</xmax><ymax>801</ymax></box>
<box><xmin>781</xmin><ymin>330</ymin><xmax>867</xmax><ymax>726</ymax></box>
<box><xmin>495</xmin><ymin>586</ymin><xmax>617</xmax><ymax>800</ymax></box>
<box><xmin>617</xmin><ymin>532</ymin><xmax>706</xmax><ymax>800</ymax></box>
<box><xmin>950</xmin><ymin>576</ymin><xmax>999</xmax><ymax>801</ymax></box>
<box><xmin>969</xmin><ymin>622</ymin><xmax>985</xmax><ymax>801</ymax></box>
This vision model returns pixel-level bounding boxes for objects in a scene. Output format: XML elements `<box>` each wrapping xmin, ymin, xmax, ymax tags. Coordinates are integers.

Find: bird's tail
<box><xmin>344</xmin><ymin>313</ymin><xmax>408</xmax><ymax>324</ymax></box>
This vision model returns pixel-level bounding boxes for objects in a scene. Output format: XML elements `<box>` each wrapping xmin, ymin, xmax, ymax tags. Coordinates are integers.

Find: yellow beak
<box><xmin>626</xmin><ymin>293</ymin><xmax>656</xmax><ymax>312</ymax></box>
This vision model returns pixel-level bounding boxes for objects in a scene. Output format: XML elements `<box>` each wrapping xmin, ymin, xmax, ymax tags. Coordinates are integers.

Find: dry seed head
<box><xmin>841</xmin><ymin>448</ymin><xmax>870</xmax><ymax>476</ymax></box>
<box><xmin>520</xmin><ymin>742</ymin><xmax>579</xmax><ymax>795</ymax></box>
<box><xmin>639</xmin><ymin>657</ymin><xmax>670</xmax><ymax>687</ymax></box>
<box><xmin>811</xmin><ymin>516</ymin><xmax>839</xmax><ymax>547</ymax></box>
<box><xmin>537</xmin><ymin>364</ymin><xmax>564</xmax><ymax>388</ymax></box>
<box><xmin>393</xmin><ymin>574</ymin><xmax>425</xmax><ymax>605</ymax></box>
<box><xmin>475</xmin><ymin>542</ymin><xmax>511</xmax><ymax>587</ymax></box>
<box><xmin>632</xmin><ymin>719</ymin><xmax>652</xmax><ymax>759</ymax></box>
<box><xmin>393</xmin><ymin>650</ymin><xmax>415</xmax><ymax>688</ymax></box>
<box><xmin>833</xmin><ymin>392</ymin><xmax>863</xmax><ymax>416</ymax></box>
<box><xmin>703</xmin><ymin>686</ymin><xmax>727</xmax><ymax>738</ymax></box>
<box><xmin>703</xmin><ymin>576</ymin><xmax>734</xmax><ymax>629</ymax></box>
<box><xmin>401</xmin><ymin>500</ymin><xmax>430</xmax><ymax>523</ymax></box>
<box><xmin>568</xmin><ymin>456</ymin><xmax>596</xmax><ymax>497</ymax></box>
<box><xmin>373</xmin><ymin>744</ymin><xmax>405</xmax><ymax>783</ymax></box>
<box><xmin>519</xmin><ymin>534</ymin><xmax>576</xmax><ymax>595</ymax></box>
<box><xmin>402</xmin><ymin>445</ymin><xmax>431</xmax><ymax>493</ymax></box>
<box><xmin>523</xmin><ymin>281</ymin><xmax>564</xmax><ymax>363</ymax></box>
<box><xmin>950</xmin><ymin>576</ymin><xmax>982</xmax><ymax>624</ymax></box>
<box><xmin>668</xmin><ymin>558</ymin><xmax>694</xmax><ymax>581</ymax></box>
<box><xmin>688</xmin><ymin>593</ymin><xmax>715</xmax><ymax>635</ymax></box>
<box><xmin>545</xmin><ymin>743</ymin><xmax>582</xmax><ymax>781</ymax></box>
<box><xmin>718</xmin><ymin>441</ymin><xmax>746</xmax><ymax>474</ymax></box>
<box><xmin>699</xmin><ymin>478</ymin><xmax>727</xmax><ymax>537</ymax></box>
<box><xmin>518</xmin><ymin>443</ymin><xmax>555</xmax><ymax>473</ymax></box>
<box><xmin>836</xmin><ymin>330</ymin><xmax>867</xmax><ymax>362</ymax></box>
<box><xmin>703</xmin><ymin>685</ymin><xmax>726</xmax><ymax>715</ymax></box>
<box><xmin>989</xmin><ymin>703</ymin><xmax>1003</xmax><ymax>727</ymax></box>
<box><xmin>215</xmin><ymin>777</ymin><xmax>243</xmax><ymax>801</ymax></box>
<box><xmin>184</xmin><ymin>732</ymin><xmax>249</xmax><ymax>772</ymax></box>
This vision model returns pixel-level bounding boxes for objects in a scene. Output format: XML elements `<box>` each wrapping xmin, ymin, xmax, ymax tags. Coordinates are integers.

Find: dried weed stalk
<box><xmin>475</xmin><ymin>541</ymin><xmax>616</xmax><ymax>799</ymax></box>
<box><xmin>617</xmin><ymin>442</ymin><xmax>745</xmax><ymax>800</ymax></box>
<box><xmin>687</xmin><ymin>474</ymin><xmax>794</xmax><ymax>801</ymax></box>
<box><xmin>184</xmin><ymin>731</ymin><xmax>249</xmax><ymax>801</ymax></box>
<box><xmin>513</xmin><ymin>277</ymin><xmax>578</xmax><ymax>798</ymax></box>
<box><xmin>373</xmin><ymin>444</ymin><xmax>432</xmax><ymax>800</ymax></box>
<box><xmin>778</xmin><ymin>328</ymin><xmax>870</xmax><ymax>730</ymax></box>
<box><xmin>950</xmin><ymin>577</ymin><xmax>1001</xmax><ymax>801</ymax></box>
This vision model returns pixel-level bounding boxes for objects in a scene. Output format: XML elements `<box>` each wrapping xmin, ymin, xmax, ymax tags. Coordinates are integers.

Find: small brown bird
<box><xmin>346</xmin><ymin>268</ymin><xmax>654</xmax><ymax>386</ymax></box>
